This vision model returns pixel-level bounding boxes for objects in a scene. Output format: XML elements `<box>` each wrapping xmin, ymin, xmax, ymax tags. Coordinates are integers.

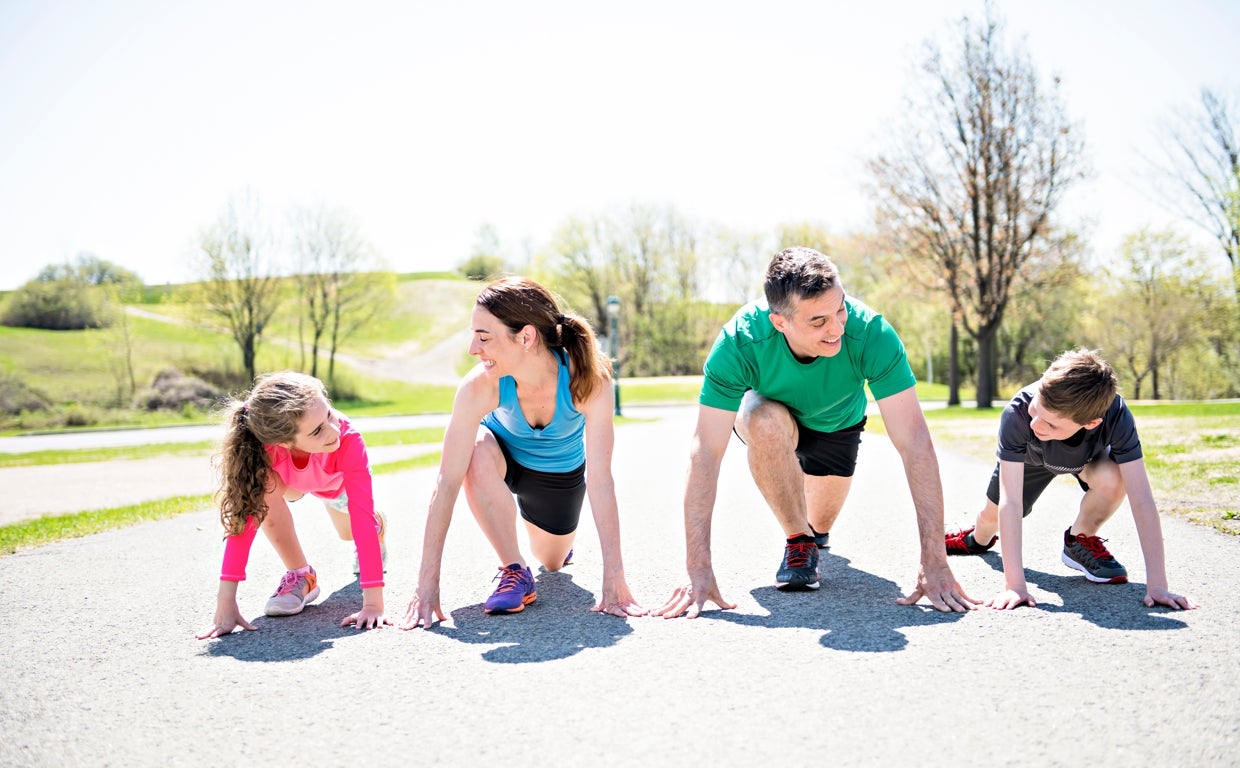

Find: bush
<box><xmin>0</xmin><ymin>373</ymin><xmax>50</xmax><ymax>415</ymax></box>
<box><xmin>1</xmin><ymin>278</ymin><xmax>111</xmax><ymax>330</ymax></box>
<box><xmin>133</xmin><ymin>368</ymin><xmax>225</xmax><ymax>412</ymax></box>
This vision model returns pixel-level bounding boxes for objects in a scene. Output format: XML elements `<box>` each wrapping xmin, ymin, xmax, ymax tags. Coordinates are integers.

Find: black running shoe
<box><xmin>1061</xmin><ymin>528</ymin><xmax>1128</xmax><ymax>584</ymax></box>
<box><xmin>775</xmin><ymin>536</ymin><xmax>820</xmax><ymax>591</ymax></box>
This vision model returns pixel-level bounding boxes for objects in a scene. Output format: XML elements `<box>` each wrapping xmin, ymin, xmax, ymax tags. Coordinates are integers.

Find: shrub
<box><xmin>133</xmin><ymin>368</ymin><xmax>225</xmax><ymax>412</ymax></box>
<box><xmin>0</xmin><ymin>373</ymin><xmax>49</xmax><ymax>415</ymax></box>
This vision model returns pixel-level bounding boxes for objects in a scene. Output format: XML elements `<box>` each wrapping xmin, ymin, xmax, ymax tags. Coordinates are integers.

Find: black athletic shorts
<box><xmin>985</xmin><ymin>462</ymin><xmax>1091</xmax><ymax>516</ymax></box>
<box><xmin>735</xmin><ymin>416</ymin><xmax>867</xmax><ymax>478</ymax></box>
<box><xmin>495</xmin><ymin>436</ymin><xmax>587</xmax><ymax>536</ymax></box>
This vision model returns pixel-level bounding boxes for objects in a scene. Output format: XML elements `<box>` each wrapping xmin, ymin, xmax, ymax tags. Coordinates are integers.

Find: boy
<box><xmin>945</xmin><ymin>348</ymin><xmax>1197</xmax><ymax>611</ymax></box>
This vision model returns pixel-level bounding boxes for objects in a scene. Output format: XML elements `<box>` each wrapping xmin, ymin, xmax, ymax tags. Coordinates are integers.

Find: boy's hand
<box><xmin>987</xmin><ymin>588</ymin><xmax>1036</xmax><ymax>610</ymax></box>
<box><xmin>1144</xmin><ymin>587</ymin><xmax>1199</xmax><ymax>610</ymax></box>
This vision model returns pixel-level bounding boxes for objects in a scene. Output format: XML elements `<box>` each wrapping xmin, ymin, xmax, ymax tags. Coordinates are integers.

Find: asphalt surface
<box><xmin>1</xmin><ymin>404</ymin><xmax>1236</xmax><ymax>767</ymax></box>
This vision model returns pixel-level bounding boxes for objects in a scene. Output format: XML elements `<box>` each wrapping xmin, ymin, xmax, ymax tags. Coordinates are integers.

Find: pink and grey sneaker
<box><xmin>1061</xmin><ymin>528</ymin><xmax>1128</xmax><ymax>583</ymax></box>
<box><xmin>264</xmin><ymin>566</ymin><xmax>320</xmax><ymax>616</ymax></box>
<box><xmin>483</xmin><ymin>563</ymin><xmax>537</xmax><ymax>614</ymax></box>
<box><xmin>945</xmin><ymin>526</ymin><xmax>997</xmax><ymax>555</ymax></box>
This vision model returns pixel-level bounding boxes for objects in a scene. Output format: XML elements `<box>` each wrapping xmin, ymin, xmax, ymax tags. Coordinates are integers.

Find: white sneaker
<box><xmin>264</xmin><ymin>567</ymin><xmax>320</xmax><ymax>616</ymax></box>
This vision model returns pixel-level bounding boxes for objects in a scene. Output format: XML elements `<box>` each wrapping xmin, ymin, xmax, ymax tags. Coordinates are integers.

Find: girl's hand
<box><xmin>195</xmin><ymin>601</ymin><xmax>256</xmax><ymax>640</ymax></box>
<box><xmin>400</xmin><ymin>587</ymin><xmax>446</xmax><ymax>630</ymax></box>
<box><xmin>593</xmin><ymin>576</ymin><xmax>648</xmax><ymax>618</ymax></box>
<box><xmin>341</xmin><ymin>605</ymin><xmax>393</xmax><ymax>630</ymax></box>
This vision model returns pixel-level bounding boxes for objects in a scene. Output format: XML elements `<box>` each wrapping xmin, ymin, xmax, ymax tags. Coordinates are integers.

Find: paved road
<box><xmin>1</xmin><ymin>405</ymin><xmax>1235</xmax><ymax>767</ymax></box>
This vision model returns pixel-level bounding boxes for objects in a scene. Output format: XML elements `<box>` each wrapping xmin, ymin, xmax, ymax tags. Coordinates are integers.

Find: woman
<box><xmin>402</xmin><ymin>276</ymin><xmax>645</xmax><ymax>626</ymax></box>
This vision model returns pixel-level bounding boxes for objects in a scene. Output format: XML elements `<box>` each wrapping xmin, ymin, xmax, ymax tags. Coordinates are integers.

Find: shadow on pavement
<box><xmin>200</xmin><ymin>582</ymin><xmax>377</xmax><ymax>662</ymax></box>
<box><xmin>705</xmin><ymin>552</ymin><xmax>966</xmax><ymax>652</ymax></box>
<box><xmin>430</xmin><ymin>570</ymin><xmax>634</xmax><ymax>664</ymax></box>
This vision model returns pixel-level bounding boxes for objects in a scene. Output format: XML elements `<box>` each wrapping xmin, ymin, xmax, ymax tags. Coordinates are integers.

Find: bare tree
<box><xmin>289</xmin><ymin>205</ymin><xmax>393</xmax><ymax>387</ymax></box>
<box><xmin>197</xmin><ymin>193</ymin><xmax>283</xmax><ymax>384</ymax></box>
<box><xmin>1153</xmin><ymin>88</ymin><xmax>1240</xmax><ymax>301</ymax></box>
<box><xmin>868</xmin><ymin>5</ymin><xmax>1084</xmax><ymax>407</ymax></box>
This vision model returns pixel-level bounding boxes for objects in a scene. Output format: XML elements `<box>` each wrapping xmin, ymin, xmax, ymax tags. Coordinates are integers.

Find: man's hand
<box><xmin>651</xmin><ymin>568</ymin><xmax>737</xmax><ymax>619</ymax></box>
<box><xmin>896</xmin><ymin>560</ymin><xmax>979</xmax><ymax>612</ymax></box>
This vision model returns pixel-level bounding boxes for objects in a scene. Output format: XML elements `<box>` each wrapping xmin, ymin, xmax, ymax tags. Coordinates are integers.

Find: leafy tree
<box><xmin>1152</xmin><ymin>88</ymin><xmax>1240</xmax><ymax>302</ymax></box>
<box><xmin>868</xmin><ymin>4</ymin><xmax>1085</xmax><ymax>407</ymax></box>
<box><xmin>458</xmin><ymin>223</ymin><xmax>507</xmax><ymax>280</ymax></box>
<box><xmin>290</xmin><ymin>205</ymin><xmax>394</xmax><ymax>385</ymax></box>
<box><xmin>195</xmin><ymin>193</ymin><xmax>283</xmax><ymax>383</ymax></box>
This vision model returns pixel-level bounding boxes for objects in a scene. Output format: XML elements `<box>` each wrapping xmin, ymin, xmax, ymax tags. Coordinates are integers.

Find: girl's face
<box><xmin>468</xmin><ymin>305</ymin><xmax>527</xmax><ymax>377</ymax></box>
<box><xmin>285</xmin><ymin>395</ymin><xmax>341</xmax><ymax>455</ymax></box>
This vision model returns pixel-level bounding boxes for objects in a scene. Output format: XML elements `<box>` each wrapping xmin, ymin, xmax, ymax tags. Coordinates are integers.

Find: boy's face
<box><xmin>1028</xmin><ymin>393</ymin><xmax>1100</xmax><ymax>441</ymax></box>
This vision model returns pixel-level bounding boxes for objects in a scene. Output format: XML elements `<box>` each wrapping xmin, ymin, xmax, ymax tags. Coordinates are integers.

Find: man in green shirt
<box><xmin>654</xmin><ymin>247</ymin><xmax>976</xmax><ymax>617</ymax></box>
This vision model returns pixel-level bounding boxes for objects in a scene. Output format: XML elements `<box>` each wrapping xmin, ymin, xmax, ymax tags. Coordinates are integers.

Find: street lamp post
<box><xmin>606</xmin><ymin>295</ymin><xmax>621</xmax><ymax>416</ymax></box>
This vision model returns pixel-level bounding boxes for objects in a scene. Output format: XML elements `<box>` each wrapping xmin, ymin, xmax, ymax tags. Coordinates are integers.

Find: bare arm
<box><xmin>652</xmin><ymin>404</ymin><xmax>739</xmax><ymax>619</ymax></box>
<box><xmin>879</xmin><ymin>387</ymin><xmax>977</xmax><ymax>612</ymax></box>
<box><xmin>579</xmin><ymin>377</ymin><xmax>646</xmax><ymax>616</ymax></box>
<box><xmin>1120</xmin><ymin>459</ymin><xmax>1197</xmax><ymax>610</ymax></box>
<box><xmin>990</xmin><ymin>459</ymin><xmax>1035</xmax><ymax>609</ymax></box>
<box><xmin>401</xmin><ymin>370</ymin><xmax>497</xmax><ymax>629</ymax></box>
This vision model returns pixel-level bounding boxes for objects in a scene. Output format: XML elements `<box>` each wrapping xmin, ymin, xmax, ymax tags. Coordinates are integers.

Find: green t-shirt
<box><xmin>699</xmin><ymin>297</ymin><xmax>916</xmax><ymax>433</ymax></box>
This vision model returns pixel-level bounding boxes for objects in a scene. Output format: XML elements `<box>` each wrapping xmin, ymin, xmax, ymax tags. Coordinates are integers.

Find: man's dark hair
<box><xmin>764</xmin><ymin>246</ymin><xmax>841</xmax><ymax>317</ymax></box>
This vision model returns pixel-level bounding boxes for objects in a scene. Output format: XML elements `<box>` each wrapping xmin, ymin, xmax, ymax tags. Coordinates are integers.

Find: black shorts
<box><xmin>495</xmin><ymin>436</ymin><xmax>587</xmax><ymax>536</ymax></box>
<box><xmin>985</xmin><ymin>462</ymin><xmax>1091</xmax><ymax>516</ymax></box>
<box><xmin>735</xmin><ymin>416</ymin><xmax>866</xmax><ymax>477</ymax></box>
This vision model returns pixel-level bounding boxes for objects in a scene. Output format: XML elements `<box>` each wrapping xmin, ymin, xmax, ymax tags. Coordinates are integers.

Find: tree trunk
<box><xmin>947</xmin><ymin>320</ymin><xmax>961</xmax><ymax>406</ymax></box>
<box><xmin>975</xmin><ymin>327</ymin><xmax>998</xmax><ymax>409</ymax></box>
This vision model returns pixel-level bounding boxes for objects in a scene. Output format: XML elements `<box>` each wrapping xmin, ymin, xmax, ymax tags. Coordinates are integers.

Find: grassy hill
<box><xmin>0</xmin><ymin>274</ymin><xmax>480</xmax><ymax>431</ymax></box>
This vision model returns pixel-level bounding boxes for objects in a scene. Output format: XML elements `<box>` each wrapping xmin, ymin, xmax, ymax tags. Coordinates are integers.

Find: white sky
<box><xmin>1</xmin><ymin>0</ymin><xmax>1237</xmax><ymax>290</ymax></box>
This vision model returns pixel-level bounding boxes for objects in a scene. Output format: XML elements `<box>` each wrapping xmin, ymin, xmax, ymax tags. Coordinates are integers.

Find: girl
<box><xmin>196</xmin><ymin>371</ymin><xmax>389</xmax><ymax>639</ymax></box>
<box><xmin>402</xmin><ymin>276</ymin><xmax>645</xmax><ymax>627</ymax></box>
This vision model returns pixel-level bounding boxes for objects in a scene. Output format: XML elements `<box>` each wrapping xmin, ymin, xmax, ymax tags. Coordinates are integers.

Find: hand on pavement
<box><xmin>651</xmin><ymin>569</ymin><xmax>736</xmax><ymax>619</ymax></box>
<box><xmin>896</xmin><ymin>560</ymin><xmax>979</xmax><ymax>612</ymax></box>
<box><xmin>986</xmin><ymin>588</ymin><xmax>1036</xmax><ymax>610</ymax></box>
<box><xmin>1144</xmin><ymin>588</ymin><xmax>1198</xmax><ymax>610</ymax></box>
<box><xmin>341</xmin><ymin>605</ymin><xmax>393</xmax><ymax>630</ymax></box>
<box><xmin>195</xmin><ymin>602</ymin><xmax>256</xmax><ymax>640</ymax></box>
<box><xmin>400</xmin><ymin>589</ymin><xmax>446</xmax><ymax>630</ymax></box>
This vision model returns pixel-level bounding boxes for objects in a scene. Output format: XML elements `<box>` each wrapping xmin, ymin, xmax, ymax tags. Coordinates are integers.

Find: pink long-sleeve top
<box><xmin>219</xmin><ymin>415</ymin><xmax>384</xmax><ymax>588</ymax></box>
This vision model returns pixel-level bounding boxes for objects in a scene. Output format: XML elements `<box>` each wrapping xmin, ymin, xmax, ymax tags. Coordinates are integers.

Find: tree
<box><xmin>868</xmin><ymin>5</ymin><xmax>1084</xmax><ymax>407</ymax></box>
<box><xmin>458</xmin><ymin>223</ymin><xmax>507</xmax><ymax>280</ymax></box>
<box><xmin>1153</xmin><ymin>88</ymin><xmax>1240</xmax><ymax>302</ymax></box>
<box><xmin>1101</xmin><ymin>229</ymin><xmax>1213</xmax><ymax>399</ymax></box>
<box><xmin>196</xmin><ymin>194</ymin><xmax>283</xmax><ymax>384</ymax></box>
<box><xmin>290</xmin><ymin>205</ymin><xmax>393</xmax><ymax>385</ymax></box>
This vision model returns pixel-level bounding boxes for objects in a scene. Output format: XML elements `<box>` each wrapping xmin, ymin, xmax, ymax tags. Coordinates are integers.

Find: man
<box><xmin>654</xmin><ymin>247</ymin><xmax>976</xmax><ymax>618</ymax></box>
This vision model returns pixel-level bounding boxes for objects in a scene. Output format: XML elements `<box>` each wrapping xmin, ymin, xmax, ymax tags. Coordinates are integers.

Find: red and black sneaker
<box><xmin>945</xmin><ymin>526</ymin><xmax>997</xmax><ymax>555</ymax></box>
<box><xmin>1061</xmin><ymin>528</ymin><xmax>1128</xmax><ymax>583</ymax></box>
<box><xmin>775</xmin><ymin>535</ymin><xmax>820</xmax><ymax>591</ymax></box>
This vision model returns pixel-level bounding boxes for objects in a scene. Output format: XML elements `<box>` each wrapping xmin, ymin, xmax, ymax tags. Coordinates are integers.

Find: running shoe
<box><xmin>1061</xmin><ymin>528</ymin><xmax>1128</xmax><ymax>583</ymax></box>
<box><xmin>483</xmin><ymin>563</ymin><xmax>538</xmax><ymax>614</ymax></box>
<box><xmin>945</xmin><ymin>526</ymin><xmax>997</xmax><ymax>555</ymax></box>
<box><xmin>563</xmin><ymin>548</ymin><xmax>573</xmax><ymax>566</ymax></box>
<box><xmin>775</xmin><ymin>535</ymin><xmax>820</xmax><ymax>591</ymax></box>
<box><xmin>264</xmin><ymin>566</ymin><xmax>320</xmax><ymax>616</ymax></box>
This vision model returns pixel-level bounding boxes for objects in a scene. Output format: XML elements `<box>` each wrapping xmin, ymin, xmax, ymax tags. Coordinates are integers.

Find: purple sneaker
<box><xmin>483</xmin><ymin>563</ymin><xmax>537</xmax><ymax>614</ymax></box>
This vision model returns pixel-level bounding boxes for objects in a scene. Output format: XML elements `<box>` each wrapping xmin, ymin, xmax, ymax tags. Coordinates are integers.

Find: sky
<box><xmin>1</xmin><ymin>0</ymin><xmax>1237</xmax><ymax>290</ymax></box>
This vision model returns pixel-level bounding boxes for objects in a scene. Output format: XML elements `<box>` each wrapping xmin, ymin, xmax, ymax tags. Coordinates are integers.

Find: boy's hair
<box><xmin>764</xmin><ymin>247</ymin><xmax>841</xmax><ymax>318</ymax></box>
<box><xmin>476</xmin><ymin>276</ymin><xmax>612</xmax><ymax>404</ymax></box>
<box><xmin>1038</xmin><ymin>348</ymin><xmax>1118</xmax><ymax>426</ymax></box>
<box><xmin>214</xmin><ymin>371</ymin><xmax>330</xmax><ymax>536</ymax></box>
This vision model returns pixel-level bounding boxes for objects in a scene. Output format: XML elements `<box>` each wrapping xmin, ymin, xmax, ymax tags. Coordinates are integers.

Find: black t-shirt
<box><xmin>996</xmin><ymin>384</ymin><xmax>1143</xmax><ymax>474</ymax></box>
